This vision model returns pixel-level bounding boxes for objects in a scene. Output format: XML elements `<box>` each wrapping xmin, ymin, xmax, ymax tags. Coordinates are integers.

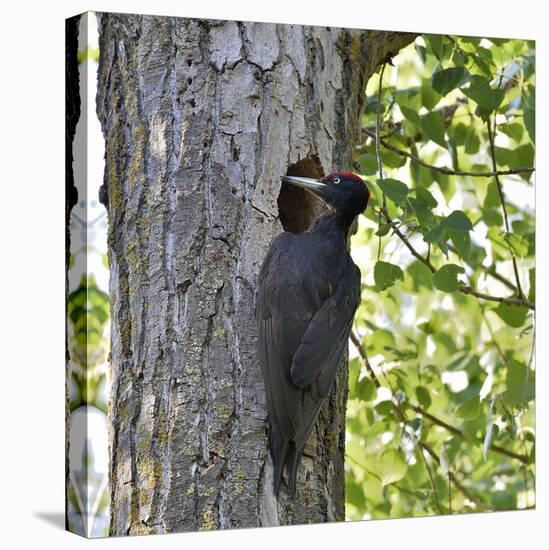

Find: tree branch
<box><xmin>362</xmin><ymin>128</ymin><xmax>535</xmax><ymax>178</ymax></box>
<box><xmin>447</xmin><ymin>244</ymin><xmax>518</xmax><ymax>294</ymax></box>
<box><xmin>377</xmin><ymin>209</ymin><xmax>534</xmax><ymax>310</ymax></box>
<box><xmin>351</xmin><ymin>331</ymin><xmax>530</xmax><ymax>464</ymax></box>
<box><xmin>351</xmin><ymin>328</ymin><xmax>500</xmax><ymax>510</ymax></box>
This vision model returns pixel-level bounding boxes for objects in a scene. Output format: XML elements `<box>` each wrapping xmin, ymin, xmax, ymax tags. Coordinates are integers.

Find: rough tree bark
<box><xmin>97</xmin><ymin>13</ymin><xmax>413</xmax><ymax>535</ymax></box>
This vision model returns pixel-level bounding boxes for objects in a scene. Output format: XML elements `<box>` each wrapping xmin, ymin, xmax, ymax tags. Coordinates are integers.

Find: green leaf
<box><xmin>420</xmin><ymin>111</ymin><xmax>447</xmax><ymax>148</ymax></box>
<box><xmin>375</xmin><ymin>400</ymin><xmax>393</xmax><ymax>417</ymax></box>
<box><xmin>382</xmin><ymin>148</ymin><xmax>407</xmax><ymax>169</ymax></box>
<box><xmin>483</xmin><ymin>180</ymin><xmax>500</xmax><ymax>209</ymax></box>
<box><xmin>504</xmin><ymin>359</ymin><xmax>535</xmax><ymax>406</ymax></box>
<box><xmin>483</xmin><ymin>422</ymin><xmax>499</xmax><ymax>461</ymax></box>
<box><xmin>407</xmin><ymin>261</ymin><xmax>433</xmax><ymax>290</ymax></box>
<box><xmin>423</xmin><ymin>221</ymin><xmax>445</xmax><ymax>244</ymax></box>
<box><xmin>529</xmin><ymin>268</ymin><xmax>535</xmax><ymax>302</ymax></box>
<box><xmin>375</xmin><ymin>223</ymin><xmax>391</xmax><ymax>237</ymax></box>
<box><xmin>377</xmin><ymin>178</ymin><xmax>409</xmax><ymax>205</ymax></box>
<box><xmin>487</xmin><ymin>226</ymin><xmax>510</xmax><ymax>254</ymax></box>
<box><xmin>452</xmin><ymin>122</ymin><xmax>468</xmax><ymax>146</ymax></box>
<box><xmin>494</xmin><ymin>147</ymin><xmax>517</xmax><ymax>167</ymax></box>
<box><xmin>377</xmin><ymin>449</ymin><xmax>408</xmax><ymax>487</ymax></box>
<box><xmin>500</xmin><ymin>122</ymin><xmax>524</xmax><ymax>143</ymax></box>
<box><xmin>416</xmin><ymin>386</ymin><xmax>432</xmax><ymax>409</ymax></box>
<box><xmin>348</xmin><ymin>357</ymin><xmax>360</xmax><ymax>396</ymax></box>
<box><xmin>464</xmin><ymin>126</ymin><xmax>480</xmax><ymax>154</ymax></box>
<box><xmin>504</xmin><ymin>233</ymin><xmax>529</xmax><ymax>257</ymax></box>
<box><xmin>515</xmin><ymin>143</ymin><xmax>535</xmax><ymax>169</ymax></box>
<box><xmin>461</xmin><ymin>76</ymin><xmax>505</xmax><ymax>114</ymax></box>
<box><xmin>416</xmin><ymin>186</ymin><xmax>438</xmax><ymax>208</ymax></box>
<box><xmin>433</xmin><ymin>264</ymin><xmax>465</xmax><ymax>292</ymax></box>
<box><xmin>481</xmin><ymin>208</ymin><xmax>503</xmax><ymax>227</ymax></box>
<box><xmin>421</xmin><ymin>80</ymin><xmax>442</xmax><ymax>110</ymax></box>
<box><xmin>407</xmin><ymin>198</ymin><xmax>435</xmax><ymax>227</ymax></box>
<box><xmin>524</xmin><ymin>106</ymin><xmax>535</xmax><ymax>144</ymax></box>
<box><xmin>358</xmin><ymin>153</ymin><xmax>378</xmax><ymax>176</ymax></box>
<box><xmin>494</xmin><ymin>303</ymin><xmax>528</xmax><ymax>328</ymax></box>
<box><xmin>443</xmin><ymin>210</ymin><xmax>473</xmax><ymax>232</ymax></box>
<box><xmin>448</xmin><ymin>230</ymin><xmax>471</xmax><ymax>262</ymax></box>
<box><xmin>455</xmin><ymin>396</ymin><xmax>481</xmax><ymax>420</ymax></box>
<box><xmin>491</xmin><ymin>491</ymin><xmax>516</xmax><ymax>510</ymax></box>
<box><xmin>346</xmin><ymin>478</ymin><xmax>366</xmax><ymax>510</ymax></box>
<box><xmin>425</xmin><ymin>34</ymin><xmax>444</xmax><ymax>60</ymax></box>
<box><xmin>374</xmin><ymin>261</ymin><xmax>404</xmax><ymax>291</ymax></box>
<box><xmin>357</xmin><ymin>376</ymin><xmax>376</xmax><ymax>402</ymax></box>
<box><xmin>431</xmin><ymin>67</ymin><xmax>469</xmax><ymax>96</ymax></box>
<box><xmin>399</xmin><ymin>105</ymin><xmax>421</xmax><ymax>127</ymax></box>
<box><xmin>370</xmin><ymin>329</ymin><xmax>396</xmax><ymax>354</ymax></box>
<box><xmin>365</xmin><ymin>407</ymin><xmax>375</xmax><ymax>426</ymax></box>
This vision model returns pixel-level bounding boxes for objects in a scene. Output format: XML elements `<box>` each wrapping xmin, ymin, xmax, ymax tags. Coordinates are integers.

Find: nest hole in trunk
<box><xmin>277</xmin><ymin>156</ymin><xmax>326</xmax><ymax>234</ymax></box>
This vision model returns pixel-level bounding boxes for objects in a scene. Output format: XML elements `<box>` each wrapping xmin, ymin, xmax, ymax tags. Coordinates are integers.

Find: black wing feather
<box><xmin>257</xmin><ymin>232</ymin><xmax>360</xmax><ymax>496</ymax></box>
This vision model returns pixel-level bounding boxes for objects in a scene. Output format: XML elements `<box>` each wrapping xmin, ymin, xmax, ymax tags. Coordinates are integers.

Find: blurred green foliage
<box><xmin>77</xmin><ymin>45</ymin><xmax>100</xmax><ymax>64</ymax></box>
<box><xmin>68</xmin><ymin>273</ymin><xmax>110</xmax><ymax>413</ymax></box>
<box><xmin>67</xmin><ymin>272</ymin><xmax>110</xmax><ymax>536</ymax></box>
<box><xmin>346</xmin><ymin>34</ymin><xmax>535</xmax><ymax>520</ymax></box>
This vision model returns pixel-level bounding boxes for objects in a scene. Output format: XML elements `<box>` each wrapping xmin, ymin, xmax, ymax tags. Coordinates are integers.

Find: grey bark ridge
<box><xmin>97</xmin><ymin>12</ymin><xmax>414</xmax><ymax>535</ymax></box>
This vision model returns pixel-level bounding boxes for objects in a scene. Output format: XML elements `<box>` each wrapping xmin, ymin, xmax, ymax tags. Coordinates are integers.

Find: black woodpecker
<box><xmin>257</xmin><ymin>172</ymin><xmax>370</xmax><ymax>497</ymax></box>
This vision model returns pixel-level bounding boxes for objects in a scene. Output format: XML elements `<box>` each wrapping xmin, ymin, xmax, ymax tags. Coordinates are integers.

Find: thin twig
<box><xmin>479</xmin><ymin>304</ymin><xmax>508</xmax><ymax>365</ymax></box>
<box><xmin>376</xmin><ymin>63</ymin><xmax>387</xmax><ymax>260</ymax></box>
<box><xmin>350</xmin><ymin>331</ymin><xmax>380</xmax><ymax>388</ymax></box>
<box><xmin>460</xmin><ymin>286</ymin><xmax>534</xmax><ymax>310</ymax></box>
<box><xmin>448</xmin><ymin>471</ymin><xmax>452</xmax><ymax>514</ymax></box>
<box><xmin>418</xmin><ymin>445</ymin><xmax>444</xmax><ymax>515</ymax></box>
<box><xmin>377</xmin><ymin>209</ymin><xmax>382</xmax><ymax>262</ymax></box>
<box><xmin>363</xmin><ymin>129</ymin><xmax>535</xmax><ymax>178</ymax></box>
<box><xmin>420</xmin><ymin>442</ymin><xmax>486</xmax><ymax>509</ymax></box>
<box><xmin>379</xmin><ymin>208</ymin><xmax>435</xmax><ymax>272</ymax></box>
<box><xmin>410</xmin><ymin>403</ymin><xmax>529</xmax><ymax>464</ymax></box>
<box><xmin>486</xmin><ymin>120</ymin><xmax>525</xmax><ymax>298</ymax></box>
<box><xmin>447</xmin><ymin>243</ymin><xmax>518</xmax><ymax>294</ymax></box>
<box><xmin>486</xmin><ymin>266</ymin><xmax>518</xmax><ymax>293</ymax></box>
<box><xmin>346</xmin><ymin>453</ymin><xmax>423</xmax><ymax>499</ymax></box>
<box><xmin>375</xmin><ymin>63</ymin><xmax>387</xmax><ymax>186</ymax></box>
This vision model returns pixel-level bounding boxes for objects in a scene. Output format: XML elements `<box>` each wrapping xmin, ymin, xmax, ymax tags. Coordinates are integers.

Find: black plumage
<box><xmin>257</xmin><ymin>172</ymin><xmax>370</xmax><ymax>497</ymax></box>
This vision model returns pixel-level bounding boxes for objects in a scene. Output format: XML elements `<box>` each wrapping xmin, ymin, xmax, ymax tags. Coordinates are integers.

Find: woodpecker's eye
<box><xmin>333</xmin><ymin>177</ymin><xmax>341</xmax><ymax>185</ymax></box>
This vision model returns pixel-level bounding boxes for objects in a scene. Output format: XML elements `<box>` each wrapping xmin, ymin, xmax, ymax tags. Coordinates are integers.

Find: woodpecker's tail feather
<box><xmin>270</xmin><ymin>428</ymin><xmax>289</xmax><ymax>496</ymax></box>
<box><xmin>269</xmin><ymin>424</ymin><xmax>306</xmax><ymax>498</ymax></box>
<box><xmin>286</xmin><ymin>442</ymin><xmax>303</xmax><ymax>498</ymax></box>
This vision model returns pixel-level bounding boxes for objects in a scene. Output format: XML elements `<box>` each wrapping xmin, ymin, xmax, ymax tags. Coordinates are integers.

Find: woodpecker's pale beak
<box><xmin>280</xmin><ymin>175</ymin><xmax>327</xmax><ymax>192</ymax></box>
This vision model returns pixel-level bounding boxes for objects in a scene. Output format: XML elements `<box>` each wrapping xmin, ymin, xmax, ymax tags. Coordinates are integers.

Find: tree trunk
<box><xmin>96</xmin><ymin>12</ymin><xmax>413</xmax><ymax>535</ymax></box>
